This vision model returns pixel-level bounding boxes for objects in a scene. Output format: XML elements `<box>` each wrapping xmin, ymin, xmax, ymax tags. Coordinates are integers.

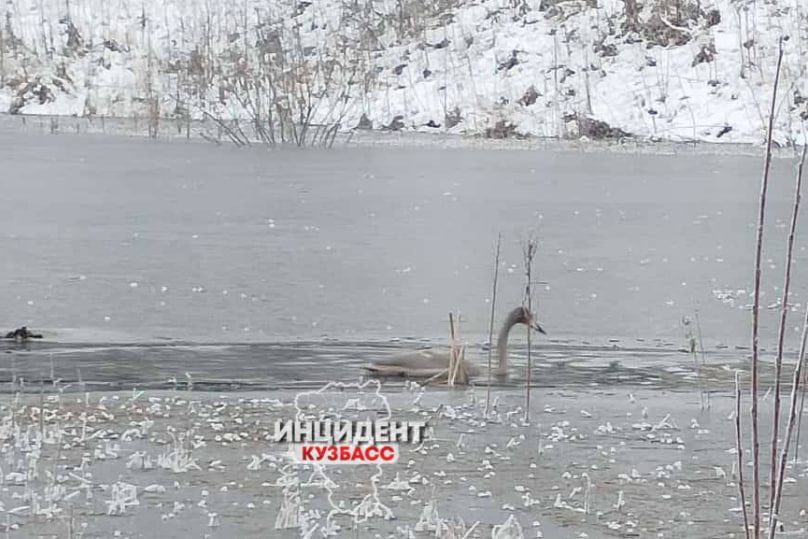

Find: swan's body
<box><xmin>364</xmin><ymin>306</ymin><xmax>544</xmax><ymax>379</ymax></box>
<box><xmin>366</xmin><ymin>349</ymin><xmax>482</xmax><ymax>378</ymax></box>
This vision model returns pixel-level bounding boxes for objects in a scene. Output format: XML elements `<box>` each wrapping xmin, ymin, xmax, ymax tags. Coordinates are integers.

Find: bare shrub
<box><xmin>203</xmin><ymin>4</ymin><xmax>376</xmax><ymax>148</ymax></box>
<box><xmin>484</xmin><ymin>119</ymin><xmax>522</xmax><ymax>139</ymax></box>
<box><xmin>444</xmin><ymin>106</ymin><xmax>462</xmax><ymax>129</ymax></box>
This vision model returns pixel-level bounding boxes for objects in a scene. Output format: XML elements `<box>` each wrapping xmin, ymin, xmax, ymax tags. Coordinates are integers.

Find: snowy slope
<box><xmin>0</xmin><ymin>0</ymin><xmax>805</xmax><ymax>144</ymax></box>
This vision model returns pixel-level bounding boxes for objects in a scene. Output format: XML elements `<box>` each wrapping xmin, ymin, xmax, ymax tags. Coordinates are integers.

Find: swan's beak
<box><xmin>531</xmin><ymin>319</ymin><xmax>546</xmax><ymax>335</ymax></box>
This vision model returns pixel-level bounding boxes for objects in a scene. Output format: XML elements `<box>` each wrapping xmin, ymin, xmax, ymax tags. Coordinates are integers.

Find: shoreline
<box><xmin>1</xmin><ymin>112</ymin><xmax>802</xmax><ymax>159</ymax></box>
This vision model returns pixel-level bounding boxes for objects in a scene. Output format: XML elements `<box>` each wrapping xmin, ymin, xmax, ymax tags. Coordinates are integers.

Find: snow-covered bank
<box><xmin>0</xmin><ymin>0</ymin><xmax>806</xmax><ymax>145</ymax></box>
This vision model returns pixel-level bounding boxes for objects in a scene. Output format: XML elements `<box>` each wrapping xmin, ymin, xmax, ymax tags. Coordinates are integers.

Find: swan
<box><xmin>364</xmin><ymin>306</ymin><xmax>545</xmax><ymax>379</ymax></box>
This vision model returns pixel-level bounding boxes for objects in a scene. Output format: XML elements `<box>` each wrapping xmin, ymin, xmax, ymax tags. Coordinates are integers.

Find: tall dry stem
<box><xmin>485</xmin><ymin>233</ymin><xmax>502</xmax><ymax>416</ymax></box>
<box><xmin>684</xmin><ymin>315</ymin><xmax>706</xmax><ymax>409</ymax></box>
<box><xmin>523</xmin><ymin>238</ymin><xmax>537</xmax><ymax>423</ymax></box>
<box><xmin>447</xmin><ymin>312</ymin><xmax>465</xmax><ymax>387</ymax></box>
<box><xmin>736</xmin><ymin>370</ymin><xmax>751</xmax><ymax>539</ymax></box>
<box><xmin>792</xmin><ymin>145</ymin><xmax>808</xmax><ymax>463</ymax></box>
<box><xmin>795</xmin><ymin>368</ymin><xmax>807</xmax><ymax>462</ymax></box>
<box><xmin>768</xmin><ymin>143</ymin><xmax>808</xmax><ymax>539</ymax></box>
<box><xmin>768</xmin><ymin>137</ymin><xmax>805</xmax><ymax>519</ymax></box>
<box><xmin>694</xmin><ymin>309</ymin><xmax>710</xmax><ymax>408</ymax></box>
<box><xmin>749</xmin><ymin>36</ymin><xmax>785</xmax><ymax>539</ymax></box>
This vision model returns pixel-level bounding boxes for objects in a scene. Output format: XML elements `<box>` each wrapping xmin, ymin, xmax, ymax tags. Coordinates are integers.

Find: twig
<box><xmin>793</xmin><ymin>146</ymin><xmax>808</xmax><ymax>463</ymax></box>
<box><xmin>796</xmin><ymin>366</ymin><xmax>807</xmax><ymax>462</ymax></box>
<box><xmin>769</xmin><ymin>143</ymin><xmax>808</xmax><ymax>539</ymax></box>
<box><xmin>736</xmin><ymin>370</ymin><xmax>751</xmax><ymax>539</ymax></box>
<box><xmin>524</xmin><ymin>237</ymin><xmax>537</xmax><ymax>423</ymax></box>
<box><xmin>684</xmin><ymin>316</ymin><xmax>706</xmax><ymax>409</ymax></box>
<box><xmin>448</xmin><ymin>312</ymin><xmax>465</xmax><ymax>387</ymax></box>
<box><xmin>694</xmin><ymin>307</ymin><xmax>711</xmax><ymax>408</ymax></box>
<box><xmin>448</xmin><ymin>313</ymin><xmax>456</xmax><ymax>386</ymax></box>
<box><xmin>768</xmin><ymin>137</ymin><xmax>805</xmax><ymax>523</ymax></box>
<box><xmin>485</xmin><ymin>233</ymin><xmax>502</xmax><ymax>416</ymax></box>
<box><xmin>658</xmin><ymin>15</ymin><xmax>694</xmax><ymax>39</ymax></box>
<box><xmin>750</xmin><ymin>35</ymin><xmax>785</xmax><ymax>539</ymax></box>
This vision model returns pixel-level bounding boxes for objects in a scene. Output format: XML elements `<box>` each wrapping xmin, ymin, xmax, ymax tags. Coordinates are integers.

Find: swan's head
<box><xmin>513</xmin><ymin>306</ymin><xmax>546</xmax><ymax>335</ymax></box>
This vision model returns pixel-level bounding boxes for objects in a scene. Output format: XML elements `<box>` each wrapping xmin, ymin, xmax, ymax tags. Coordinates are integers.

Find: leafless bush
<box><xmin>203</xmin><ymin>5</ymin><xmax>373</xmax><ymax>148</ymax></box>
<box><xmin>484</xmin><ymin>119</ymin><xmax>522</xmax><ymax>139</ymax></box>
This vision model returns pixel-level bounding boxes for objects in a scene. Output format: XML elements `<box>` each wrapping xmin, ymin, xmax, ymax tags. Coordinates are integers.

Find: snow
<box><xmin>0</xmin><ymin>0</ymin><xmax>806</xmax><ymax>145</ymax></box>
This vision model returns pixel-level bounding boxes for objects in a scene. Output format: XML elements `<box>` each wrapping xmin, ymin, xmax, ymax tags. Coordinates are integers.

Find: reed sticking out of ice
<box><xmin>105</xmin><ymin>481</ymin><xmax>138</xmax><ymax>515</ymax></box>
<box><xmin>491</xmin><ymin>514</ymin><xmax>524</xmax><ymax>539</ymax></box>
<box><xmin>523</xmin><ymin>237</ymin><xmax>538</xmax><ymax>423</ymax></box>
<box><xmin>485</xmin><ymin>233</ymin><xmax>502</xmax><ymax>416</ymax></box>
<box><xmin>749</xmin><ymin>35</ymin><xmax>785</xmax><ymax>539</ymax></box>
<box><xmin>683</xmin><ymin>316</ymin><xmax>707</xmax><ymax>410</ymax></box>
<box><xmin>447</xmin><ymin>313</ymin><xmax>463</xmax><ymax>387</ymax></box>
<box><xmin>735</xmin><ymin>370</ymin><xmax>751</xmax><ymax>539</ymax></box>
<box><xmin>274</xmin><ymin>472</ymin><xmax>302</xmax><ymax>529</ymax></box>
<box><xmin>768</xmin><ymin>142</ymin><xmax>808</xmax><ymax>539</ymax></box>
<box><xmin>693</xmin><ymin>308</ymin><xmax>711</xmax><ymax>408</ymax></box>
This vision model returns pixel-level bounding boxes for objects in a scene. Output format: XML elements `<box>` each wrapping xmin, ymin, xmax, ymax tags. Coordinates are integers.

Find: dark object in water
<box><xmin>3</xmin><ymin>326</ymin><xmax>43</xmax><ymax>341</ymax></box>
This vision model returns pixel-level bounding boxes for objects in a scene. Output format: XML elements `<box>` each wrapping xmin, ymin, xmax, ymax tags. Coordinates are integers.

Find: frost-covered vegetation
<box><xmin>0</xmin><ymin>0</ymin><xmax>806</xmax><ymax>144</ymax></box>
<box><xmin>1</xmin><ymin>376</ymin><xmax>799</xmax><ymax>538</ymax></box>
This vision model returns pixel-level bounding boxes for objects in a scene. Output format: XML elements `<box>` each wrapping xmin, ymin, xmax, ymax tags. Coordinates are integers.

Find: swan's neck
<box><xmin>495</xmin><ymin>309</ymin><xmax>523</xmax><ymax>375</ymax></box>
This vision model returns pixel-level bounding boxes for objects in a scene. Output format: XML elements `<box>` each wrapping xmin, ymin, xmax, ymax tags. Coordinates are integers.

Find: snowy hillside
<box><xmin>0</xmin><ymin>0</ymin><xmax>806</xmax><ymax>144</ymax></box>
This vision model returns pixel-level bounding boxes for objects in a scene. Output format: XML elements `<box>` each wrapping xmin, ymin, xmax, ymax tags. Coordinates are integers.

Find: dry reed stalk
<box><xmin>485</xmin><ymin>234</ymin><xmax>502</xmax><ymax>416</ymax></box>
<box><xmin>694</xmin><ymin>308</ymin><xmax>711</xmax><ymax>408</ymax></box>
<box><xmin>769</xmin><ymin>139</ymin><xmax>806</xmax><ymax>521</ymax></box>
<box><xmin>524</xmin><ymin>238</ymin><xmax>537</xmax><ymax>423</ymax></box>
<box><xmin>39</xmin><ymin>378</ymin><xmax>45</xmax><ymax>439</ymax></box>
<box><xmin>736</xmin><ymin>370</ymin><xmax>751</xmax><ymax>539</ymax></box>
<box><xmin>448</xmin><ymin>312</ymin><xmax>466</xmax><ymax>386</ymax></box>
<box><xmin>795</xmin><ymin>363</ymin><xmax>808</xmax><ymax>463</ymax></box>
<box><xmin>455</xmin><ymin>347</ymin><xmax>468</xmax><ymax>386</ymax></box>
<box><xmin>793</xmin><ymin>147</ymin><xmax>808</xmax><ymax>463</ymax></box>
<box><xmin>750</xmin><ymin>36</ymin><xmax>785</xmax><ymax>539</ymax></box>
<box><xmin>448</xmin><ymin>312</ymin><xmax>457</xmax><ymax>386</ymax></box>
<box><xmin>768</xmin><ymin>143</ymin><xmax>808</xmax><ymax>539</ymax></box>
<box><xmin>684</xmin><ymin>316</ymin><xmax>707</xmax><ymax>409</ymax></box>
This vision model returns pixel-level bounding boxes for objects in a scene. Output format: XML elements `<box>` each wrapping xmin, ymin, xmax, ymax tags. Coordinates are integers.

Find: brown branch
<box><xmin>201</xmin><ymin>109</ymin><xmax>246</xmax><ymax>147</ymax></box>
<box><xmin>736</xmin><ymin>370</ymin><xmax>751</xmax><ymax>539</ymax></box>
<box><xmin>768</xmin><ymin>136</ymin><xmax>804</xmax><ymax>526</ymax></box>
<box><xmin>768</xmin><ymin>143</ymin><xmax>808</xmax><ymax>539</ymax></box>
<box><xmin>750</xmin><ymin>36</ymin><xmax>784</xmax><ymax>539</ymax></box>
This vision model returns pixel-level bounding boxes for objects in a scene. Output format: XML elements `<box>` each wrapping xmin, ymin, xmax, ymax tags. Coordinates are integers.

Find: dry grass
<box><xmin>446</xmin><ymin>312</ymin><xmax>469</xmax><ymax>387</ymax></box>
<box><xmin>523</xmin><ymin>237</ymin><xmax>537</xmax><ymax>423</ymax></box>
<box><xmin>485</xmin><ymin>233</ymin><xmax>502</xmax><ymax>416</ymax></box>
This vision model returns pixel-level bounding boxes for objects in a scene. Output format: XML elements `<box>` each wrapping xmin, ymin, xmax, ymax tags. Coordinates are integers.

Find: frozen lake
<box><xmin>1</xmin><ymin>129</ymin><xmax>805</xmax><ymax>389</ymax></box>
